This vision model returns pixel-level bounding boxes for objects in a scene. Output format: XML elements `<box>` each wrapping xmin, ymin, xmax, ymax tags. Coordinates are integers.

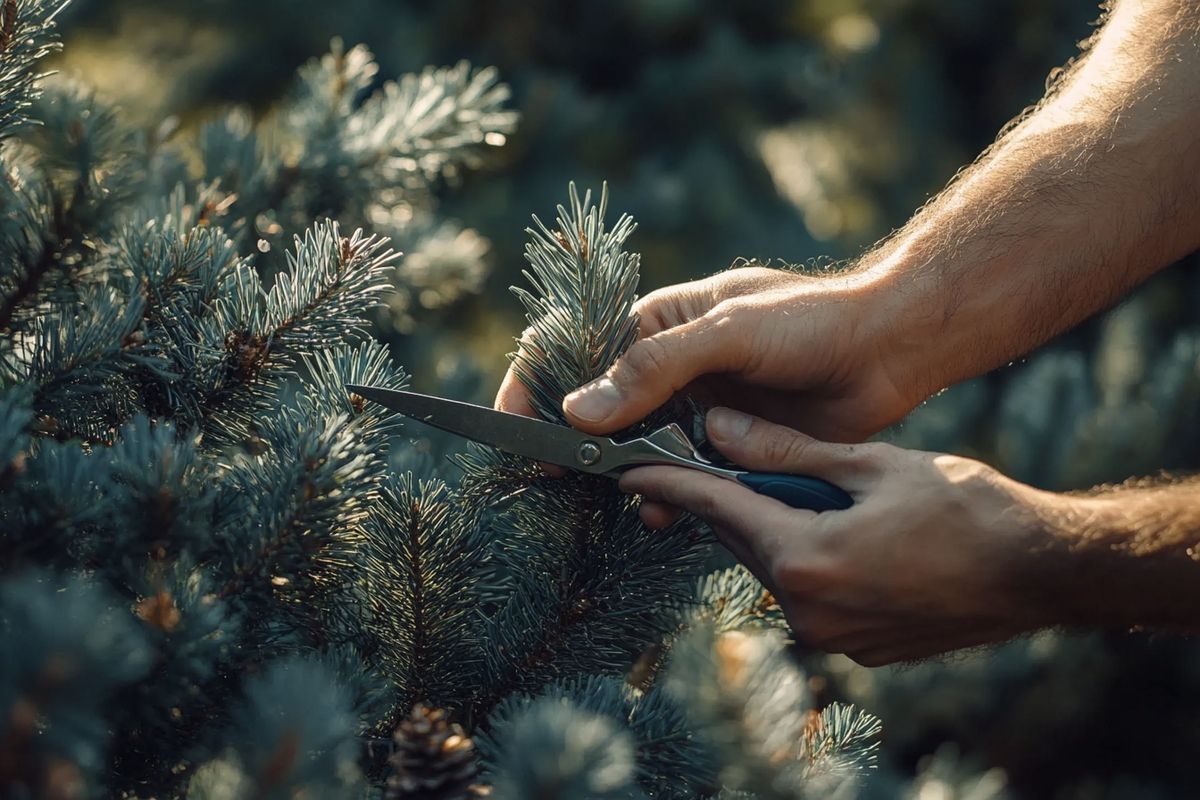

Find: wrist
<box><xmin>982</xmin><ymin>482</ymin><xmax>1084</xmax><ymax>631</ymax></box>
<box><xmin>1007</xmin><ymin>490</ymin><xmax>1105</xmax><ymax>629</ymax></box>
<box><xmin>1017</xmin><ymin>487</ymin><xmax>1196</xmax><ymax>631</ymax></box>
<box><xmin>1037</xmin><ymin>486</ymin><xmax>1200</xmax><ymax>632</ymax></box>
<box><xmin>842</xmin><ymin>255</ymin><xmax>949</xmax><ymax>411</ymax></box>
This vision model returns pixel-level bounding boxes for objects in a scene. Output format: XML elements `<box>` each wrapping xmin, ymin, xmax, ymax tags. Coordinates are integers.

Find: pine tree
<box><xmin>0</xmin><ymin>3</ymin><xmax>882</xmax><ymax>798</ymax></box>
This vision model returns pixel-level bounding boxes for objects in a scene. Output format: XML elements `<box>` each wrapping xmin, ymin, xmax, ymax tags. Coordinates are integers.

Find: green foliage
<box><xmin>0</xmin><ymin>572</ymin><xmax>152</xmax><ymax>787</ymax></box>
<box><xmin>198</xmin><ymin>42</ymin><xmax>515</xmax><ymax>252</ymax></box>
<box><xmin>5</xmin><ymin>1</ymin><xmax>1199</xmax><ymax>797</ymax></box>
<box><xmin>0</xmin><ymin>6</ymin><xmax>879</xmax><ymax>797</ymax></box>
<box><xmin>511</xmin><ymin>183</ymin><xmax>641</xmax><ymax>422</ymax></box>
<box><xmin>359</xmin><ymin>472</ymin><xmax>490</xmax><ymax>718</ymax></box>
<box><xmin>187</xmin><ymin>658</ymin><xmax>365</xmax><ymax>798</ymax></box>
<box><xmin>0</xmin><ymin>1</ymin><xmax>63</xmax><ymax>137</ymax></box>
<box><xmin>485</xmin><ymin>696</ymin><xmax>644</xmax><ymax>800</ymax></box>
<box><xmin>665</xmin><ymin>625</ymin><xmax>878</xmax><ymax>800</ymax></box>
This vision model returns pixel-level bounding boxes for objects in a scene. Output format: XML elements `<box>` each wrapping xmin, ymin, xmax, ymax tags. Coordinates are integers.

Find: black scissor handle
<box><xmin>736</xmin><ymin>472</ymin><xmax>852</xmax><ymax>512</ymax></box>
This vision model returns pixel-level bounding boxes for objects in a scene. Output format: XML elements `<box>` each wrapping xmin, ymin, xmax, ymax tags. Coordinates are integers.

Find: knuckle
<box><xmin>672</xmin><ymin>484</ymin><xmax>721</xmax><ymax>522</ymax></box>
<box><xmin>931</xmin><ymin>453</ymin><xmax>996</xmax><ymax>490</ymax></box>
<box><xmin>633</xmin><ymin>288</ymin><xmax>682</xmax><ymax>332</ymax></box>
<box><xmin>691</xmin><ymin>491</ymin><xmax>722</xmax><ymax>522</ymax></box>
<box><xmin>854</xmin><ymin>441</ymin><xmax>892</xmax><ymax>472</ymax></box>
<box><xmin>622</xmin><ymin>336</ymin><xmax>673</xmax><ymax>379</ymax></box>
<box><xmin>638</xmin><ymin>283</ymin><xmax>725</xmax><ymax>333</ymax></box>
<box><xmin>769</xmin><ymin>554</ymin><xmax>817</xmax><ymax>592</ymax></box>
<box><xmin>513</xmin><ymin>326</ymin><xmax>549</xmax><ymax>364</ymax></box>
<box><xmin>836</xmin><ymin>441</ymin><xmax>897</xmax><ymax>478</ymax></box>
<box><xmin>763</xmin><ymin>431</ymin><xmax>811</xmax><ymax>467</ymax></box>
<box><xmin>844</xmin><ymin>441</ymin><xmax>890</xmax><ymax>466</ymax></box>
<box><xmin>855</xmin><ymin>441</ymin><xmax>892</xmax><ymax>460</ymax></box>
<box><xmin>709</xmin><ymin>298</ymin><xmax>752</xmax><ymax>326</ymax></box>
<box><xmin>806</xmin><ymin>524</ymin><xmax>845</xmax><ymax>561</ymax></box>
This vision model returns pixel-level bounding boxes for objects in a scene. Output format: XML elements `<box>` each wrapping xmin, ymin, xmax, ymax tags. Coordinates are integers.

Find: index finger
<box><xmin>494</xmin><ymin>324</ymin><xmax>545</xmax><ymax>417</ymax></box>
<box><xmin>494</xmin><ymin>362</ymin><xmax>537</xmax><ymax>417</ymax></box>
<box><xmin>494</xmin><ymin>332</ymin><xmax>566</xmax><ymax>475</ymax></box>
<box><xmin>618</xmin><ymin>465</ymin><xmax>811</xmax><ymax>565</ymax></box>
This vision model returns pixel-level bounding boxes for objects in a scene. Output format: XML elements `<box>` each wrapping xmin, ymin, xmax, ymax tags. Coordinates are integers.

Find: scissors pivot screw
<box><xmin>577</xmin><ymin>441</ymin><xmax>602</xmax><ymax>466</ymax></box>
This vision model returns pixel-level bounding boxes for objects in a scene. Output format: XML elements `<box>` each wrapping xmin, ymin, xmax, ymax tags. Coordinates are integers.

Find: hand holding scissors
<box><xmin>346</xmin><ymin>385</ymin><xmax>852</xmax><ymax>512</ymax></box>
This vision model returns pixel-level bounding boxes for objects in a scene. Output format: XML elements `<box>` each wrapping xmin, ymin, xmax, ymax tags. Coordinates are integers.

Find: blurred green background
<box><xmin>53</xmin><ymin>0</ymin><xmax>1100</xmax><ymax>390</ymax></box>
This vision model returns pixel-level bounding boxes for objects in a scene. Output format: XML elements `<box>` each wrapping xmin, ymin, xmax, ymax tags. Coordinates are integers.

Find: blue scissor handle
<box><xmin>736</xmin><ymin>472</ymin><xmax>852</xmax><ymax>512</ymax></box>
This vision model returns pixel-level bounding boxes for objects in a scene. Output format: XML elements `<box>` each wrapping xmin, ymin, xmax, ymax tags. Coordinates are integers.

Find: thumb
<box><xmin>563</xmin><ymin>312</ymin><xmax>737</xmax><ymax>434</ymax></box>
<box><xmin>705</xmin><ymin>407</ymin><xmax>871</xmax><ymax>486</ymax></box>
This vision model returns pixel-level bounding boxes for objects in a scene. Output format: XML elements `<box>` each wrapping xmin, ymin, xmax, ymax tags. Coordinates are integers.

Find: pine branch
<box><xmin>467</xmin><ymin>459</ymin><xmax>710</xmax><ymax>721</ymax></box>
<box><xmin>116</xmin><ymin>209</ymin><xmax>243</xmax><ymax>328</ymax></box>
<box><xmin>106</xmin><ymin>568</ymin><xmax>241</xmax><ymax>795</ymax></box>
<box><xmin>359</xmin><ymin>473</ymin><xmax>489</xmax><ymax>720</ymax></box>
<box><xmin>111</xmin><ymin>211</ymin><xmax>246</xmax><ymax>423</ymax></box>
<box><xmin>211</xmin><ymin>408</ymin><xmax>381</xmax><ymax>635</ymax></box>
<box><xmin>480</xmin><ymin>676</ymin><xmax>716</xmax><ymax>800</ymax></box>
<box><xmin>801</xmin><ymin>702</ymin><xmax>882</xmax><ymax>780</ymax></box>
<box><xmin>199</xmin><ymin>42</ymin><xmax>515</xmax><ymax>249</ymax></box>
<box><xmin>665</xmin><ymin>625</ymin><xmax>879</xmax><ymax>800</ymax></box>
<box><xmin>13</xmin><ymin>284</ymin><xmax>159</xmax><ymax>443</ymax></box>
<box><xmin>466</xmin><ymin>185</ymin><xmax>711</xmax><ymax>718</ymax></box>
<box><xmin>629</xmin><ymin>566</ymin><xmax>787</xmax><ymax>693</ymax></box>
<box><xmin>187</xmin><ymin>657</ymin><xmax>364</xmax><ymax>798</ymax></box>
<box><xmin>0</xmin><ymin>163</ymin><xmax>65</xmax><ymax>335</ymax></box>
<box><xmin>510</xmin><ymin>182</ymin><xmax>640</xmax><ymax>424</ymax></box>
<box><xmin>1</xmin><ymin>83</ymin><xmax>144</xmax><ymax>339</ymax></box>
<box><xmin>23</xmin><ymin>80</ymin><xmax>144</xmax><ymax>241</ymax></box>
<box><xmin>0</xmin><ymin>0</ymin><xmax>65</xmax><ymax>140</ymax></box>
<box><xmin>0</xmin><ymin>571</ymin><xmax>152</xmax><ymax>795</ymax></box>
<box><xmin>0</xmin><ymin>386</ymin><xmax>30</xmax><ymax>486</ymax></box>
<box><xmin>200</xmin><ymin>220</ymin><xmax>397</xmax><ymax>440</ymax></box>
<box><xmin>482</xmin><ymin>694</ymin><xmax>642</xmax><ymax>800</ymax></box>
<box><xmin>100</xmin><ymin>416</ymin><xmax>219</xmax><ymax>567</ymax></box>
<box><xmin>302</xmin><ymin>339</ymin><xmax>410</xmax><ymax>439</ymax></box>
<box><xmin>269</xmin><ymin>225</ymin><xmax>397</xmax><ymax>348</ymax></box>
<box><xmin>346</xmin><ymin>59</ymin><xmax>517</xmax><ymax>182</ymax></box>
<box><xmin>196</xmin><ymin>108</ymin><xmax>277</xmax><ymax>241</ymax></box>
<box><xmin>0</xmin><ymin>434</ymin><xmax>101</xmax><ymax>567</ymax></box>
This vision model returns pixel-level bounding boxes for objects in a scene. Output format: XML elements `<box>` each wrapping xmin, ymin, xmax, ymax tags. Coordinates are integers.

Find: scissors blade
<box><xmin>345</xmin><ymin>385</ymin><xmax>604</xmax><ymax>471</ymax></box>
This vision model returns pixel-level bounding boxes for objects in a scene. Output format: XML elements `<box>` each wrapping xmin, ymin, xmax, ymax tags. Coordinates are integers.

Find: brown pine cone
<box><xmin>385</xmin><ymin>704</ymin><xmax>489</xmax><ymax>800</ymax></box>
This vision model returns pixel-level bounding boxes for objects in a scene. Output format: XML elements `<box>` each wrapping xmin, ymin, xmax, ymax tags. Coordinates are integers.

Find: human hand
<box><xmin>619</xmin><ymin>407</ymin><xmax>1064</xmax><ymax>666</ymax></box>
<box><xmin>495</xmin><ymin>266</ymin><xmax>920</xmax><ymax>444</ymax></box>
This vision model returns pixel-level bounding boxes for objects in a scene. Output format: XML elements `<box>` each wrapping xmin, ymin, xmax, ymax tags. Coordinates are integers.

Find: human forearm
<box><xmin>1031</xmin><ymin>478</ymin><xmax>1200</xmax><ymax>632</ymax></box>
<box><xmin>859</xmin><ymin>0</ymin><xmax>1200</xmax><ymax>403</ymax></box>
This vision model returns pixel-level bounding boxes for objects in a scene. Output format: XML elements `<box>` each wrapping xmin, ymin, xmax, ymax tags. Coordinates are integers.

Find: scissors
<box><xmin>345</xmin><ymin>385</ymin><xmax>853</xmax><ymax>512</ymax></box>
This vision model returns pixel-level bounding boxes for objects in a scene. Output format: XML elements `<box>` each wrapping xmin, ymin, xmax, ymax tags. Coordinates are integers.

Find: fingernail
<box><xmin>564</xmin><ymin>377</ymin><xmax>621</xmax><ymax>422</ymax></box>
<box><xmin>708</xmin><ymin>406</ymin><xmax>752</xmax><ymax>442</ymax></box>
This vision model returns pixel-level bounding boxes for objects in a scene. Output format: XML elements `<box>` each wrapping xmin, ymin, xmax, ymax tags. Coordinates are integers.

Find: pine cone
<box><xmin>385</xmin><ymin>704</ymin><xmax>488</xmax><ymax>800</ymax></box>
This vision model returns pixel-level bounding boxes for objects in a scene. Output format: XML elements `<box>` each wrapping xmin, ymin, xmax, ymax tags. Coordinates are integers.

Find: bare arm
<box><xmin>497</xmin><ymin>0</ymin><xmax>1200</xmax><ymax>447</ymax></box>
<box><xmin>866</xmin><ymin>0</ymin><xmax>1200</xmax><ymax>402</ymax></box>
<box><xmin>1037</xmin><ymin>479</ymin><xmax>1200</xmax><ymax>632</ymax></box>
